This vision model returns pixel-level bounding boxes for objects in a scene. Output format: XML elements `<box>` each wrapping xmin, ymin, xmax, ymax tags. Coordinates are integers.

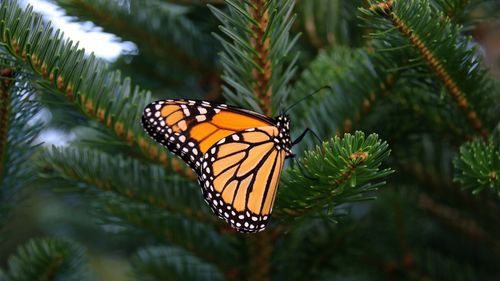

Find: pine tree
<box><xmin>1</xmin><ymin>0</ymin><xmax>498</xmax><ymax>280</ymax></box>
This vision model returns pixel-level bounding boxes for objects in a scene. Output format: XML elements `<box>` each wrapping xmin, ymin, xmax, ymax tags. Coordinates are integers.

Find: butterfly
<box><xmin>141</xmin><ymin>99</ymin><xmax>298</xmax><ymax>233</ymax></box>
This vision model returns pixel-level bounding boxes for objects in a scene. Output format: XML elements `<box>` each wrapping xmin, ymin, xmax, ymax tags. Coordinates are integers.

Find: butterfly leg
<box><xmin>292</xmin><ymin>128</ymin><xmax>327</xmax><ymax>156</ymax></box>
<box><xmin>292</xmin><ymin>128</ymin><xmax>322</xmax><ymax>146</ymax></box>
<box><xmin>290</xmin><ymin>128</ymin><xmax>323</xmax><ymax>180</ymax></box>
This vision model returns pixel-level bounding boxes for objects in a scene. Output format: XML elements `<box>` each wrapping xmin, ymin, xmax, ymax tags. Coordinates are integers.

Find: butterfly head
<box><xmin>275</xmin><ymin>114</ymin><xmax>293</xmax><ymax>157</ymax></box>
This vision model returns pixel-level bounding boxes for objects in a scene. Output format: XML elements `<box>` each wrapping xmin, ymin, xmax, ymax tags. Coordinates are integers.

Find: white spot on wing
<box><xmin>178</xmin><ymin>120</ymin><xmax>187</xmax><ymax>130</ymax></box>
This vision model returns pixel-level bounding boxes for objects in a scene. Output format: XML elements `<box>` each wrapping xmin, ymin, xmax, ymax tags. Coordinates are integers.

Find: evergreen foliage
<box><xmin>296</xmin><ymin>0</ymin><xmax>364</xmax><ymax>48</ymax></box>
<box><xmin>453</xmin><ymin>137</ymin><xmax>499</xmax><ymax>194</ymax></box>
<box><xmin>0</xmin><ymin>65</ymin><xmax>40</xmax><ymax>199</ymax></box>
<box><xmin>0</xmin><ymin>0</ymin><xmax>498</xmax><ymax>280</ymax></box>
<box><xmin>288</xmin><ymin>47</ymin><xmax>395</xmax><ymax>151</ymax></box>
<box><xmin>55</xmin><ymin>0</ymin><xmax>219</xmax><ymax>88</ymax></box>
<box><xmin>209</xmin><ymin>0</ymin><xmax>299</xmax><ymax>115</ymax></box>
<box><xmin>0</xmin><ymin>238</ymin><xmax>84</xmax><ymax>281</ymax></box>
<box><xmin>0</xmin><ymin>61</ymin><xmax>41</xmax><ymax>244</ymax></box>
<box><xmin>131</xmin><ymin>246</ymin><xmax>225</xmax><ymax>281</ymax></box>
<box><xmin>277</xmin><ymin>132</ymin><xmax>392</xmax><ymax>219</ymax></box>
<box><xmin>362</xmin><ymin>0</ymin><xmax>497</xmax><ymax>137</ymax></box>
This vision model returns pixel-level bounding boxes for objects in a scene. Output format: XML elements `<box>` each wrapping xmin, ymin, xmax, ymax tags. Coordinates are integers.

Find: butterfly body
<box><xmin>142</xmin><ymin>99</ymin><xmax>292</xmax><ymax>233</ymax></box>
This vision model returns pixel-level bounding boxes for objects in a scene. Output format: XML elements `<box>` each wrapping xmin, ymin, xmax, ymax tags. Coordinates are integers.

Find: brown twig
<box><xmin>250</xmin><ymin>0</ymin><xmax>273</xmax><ymax>116</ymax></box>
<box><xmin>103</xmin><ymin>204</ymin><xmax>229</xmax><ymax>272</ymax></box>
<box><xmin>42</xmin><ymin>162</ymin><xmax>207</xmax><ymax>222</ymax></box>
<box><xmin>70</xmin><ymin>0</ymin><xmax>215</xmax><ymax>76</ymax></box>
<box><xmin>397</xmin><ymin>152</ymin><xmax>500</xmax><ymax>223</ymax></box>
<box><xmin>303</xmin><ymin>9</ymin><xmax>324</xmax><ymax>49</ymax></box>
<box><xmin>247</xmin><ymin>232</ymin><xmax>273</xmax><ymax>281</ymax></box>
<box><xmin>280</xmin><ymin>152</ymin><xmax>370</xmax><ymax>217</ymax></box>
<box><xmin>418</xmin><ymin>193</ymin><xmax>500</xmax><ymax>253</ymax></box>
<box><xmin>0</xmin><ymin>68</ymin><xmax>14</xmax><ymax>185</ymax></box>
<box><xmin>371</xmin><ymin>0</ymin><xmax>489</xmax><ymax>137</ymax></box>
<box><xmin>337</xmin><ymin>73</ymin><xmax>397</xmax><ymax>136</ymax></box>
<box><xmin>160</xmin><ymin>0</ymin><xmax>225</xmax><ymax>5</ymax></box>
<box><xmin>4</xmin><ymin>27</ymin><xmax>195</xmax><ymax>180</ymax></box>
<box><xmin>39</xmin><ymin>255</ymin><xmax>64</xmax><ymax>281</ymax></box>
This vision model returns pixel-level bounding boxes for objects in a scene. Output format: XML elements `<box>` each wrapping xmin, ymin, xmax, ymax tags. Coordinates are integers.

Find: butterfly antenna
<box><xmin>283</xmin><ymin>85</ymin><xmax>333</xmax><ymax>114</ymax></box>
<box><xmin>277</xmin><ymin>93</ymin><xmax>286</xmax><ymax>115</ymax></box>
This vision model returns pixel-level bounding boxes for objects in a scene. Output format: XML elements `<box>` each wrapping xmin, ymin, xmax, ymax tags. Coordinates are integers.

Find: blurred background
<box><xmin>0</xmin><ymin>0</ymin><xmax>499</xmax><ymax>280</ymax></box>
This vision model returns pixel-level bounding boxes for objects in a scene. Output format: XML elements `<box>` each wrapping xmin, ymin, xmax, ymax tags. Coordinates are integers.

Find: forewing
<box><xmin>141</xmin><ymin>99</ymin><xmax>272</xmax><ymax>170</ymax></box>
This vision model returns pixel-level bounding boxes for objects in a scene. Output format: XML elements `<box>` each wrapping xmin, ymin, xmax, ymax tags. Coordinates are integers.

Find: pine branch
<box><xmin>296</xmin><ymin>0</ymin><xmax>364</xmax><ymax>48</ymax></box>
<box><xmin>247</xmin><ymin>0</ymin><xmax>273</xmax><ymax>115</ymax></box>
<box><xmin>37</xmin><ymin>147</ymin><xmax>242</xmax><ymax>273</ymax></box>
<box><xmin>161</xmin><ymin>0</ymin><xmax>225</xmax><ymax>5</ymax></box>
<box><xmin>0</xmin><ymin>238</ymin><xmax>84</xmax><ymax>281</ymax></box>
<box><xmin>0</xmin><ymin>61</ymin><xmax>41</xmax><ymax>192</ymax></box>
<box><xmin>418</xmin><ymin>193</ymin><xmax>500</xmax><ymax>252</ymax></box>
<box><xmin>431</xmin><ymin>0</ymin><xmax>496</xmax><ymax>24</ymax></box>
<box><xmin>246</xmin><ymin>233</ymin><xmax>274</xmax><ymax>281</ymax></box>
<box><xmin>276</xmin><ymin>131</ymin><xmax>393</xmax><ymax>220</ymax></box>
<box><xmin>0</xmin><ymin>56</ymin><xmax>43</xmax><ymax>245</ymax></box>
<box><xmin>93</xmin><ymin>193</ymin><xmax>238</xmax><ymax>272</ymax></box>
<box><xmin>453</xmin><ymin>137</ymin><xmax>499</xmax><ymax>195</ymax></box>
<box><xmin>37</xmin><ymin>146</ymin><xmax>210</xmax><ymax>222</ymax></box>
<box><xmin>390</xmin><ymin>134</ymin><xmax>500</xmax><ymax>239</ymax></box>
<box><xmin>0</xmin><ymin>65</ymin><xmax>13</xmax><ymax>232</ymax></box>
<box><xmin>131</xmin><ymin>246</ymin><xmax>225</xmax><ymax>281</ymax></box>
<box><xmin>0</xmin><ymin>68</ymin><xmax>13</xmax><ymax>184</ymax></box>
<box><xmin>0</xmin><ymin>0</ymin><xmax>194</xmax><ymax>178</ymax></box>
<box><xmin>274</xmin><ymin>189</ymin><xmax>499</xmax><ymax>280</ymax></box>
<box><xmin>289</xmin><ymin>47</ymin><xmax>398</xmax><ymax>152</ymax></box>
<box><xmin>209</xmin><ymin>0</ymin><xmax>299</xmax><ymax>114</ymax></box>
<box><xmin>377</xmin><ymin>83</ymin><xmax>473</xmax><ymax>140</ymax></box>
<box><xmin>273</xmin><ymin>219</ymin><xmax>356</xmax><ymax>280</ymax></box>
<box><xmin>365</xmin><ymin>0</ymin><xmax>497</xmax><ymax>137</ymax></box>
<box><xmin>358</xmin><ymin>190</ymin><xmax>486</xmax><ymax>281</ymax></box>
<box><xmin>402</xmin><ymin>155</ymin><xmax>500</xmax><ymax>222</ymax></box>
<box><xmin>415</xmin><ymin>248</ymin><xmax>497</xmax><ymax>281</ymax></box>
<box><xmin>55</xmin><ymin>0</ymin><xmax>218</xmax><ymax>75</ymax></box>
<box><xmin>208</xmin><ymin>3</ymin><xmax>301</xmax><ymax>281</ymax></box>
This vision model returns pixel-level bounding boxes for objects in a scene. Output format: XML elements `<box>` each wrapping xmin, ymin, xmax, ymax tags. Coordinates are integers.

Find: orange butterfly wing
<box><xmin>199</xmin><ymin>126</ymin><xmax>286</xmax><ymax>232</ymax></box>
<box><xmin>142</xmin><ymin>99</ymin><xmax>272</xmax><ymax>169</ymax></box>
<box><xmin>142</xmin><ymin>99</ymin><xmax>291</xmax><ymax>233</ymax></box>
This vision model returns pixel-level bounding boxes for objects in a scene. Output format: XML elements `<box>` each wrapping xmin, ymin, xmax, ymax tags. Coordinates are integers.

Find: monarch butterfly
<box><xmin>142</xmin><ymin>99</ymin><xmax>302</xmax><ymax>233</ymax></box>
